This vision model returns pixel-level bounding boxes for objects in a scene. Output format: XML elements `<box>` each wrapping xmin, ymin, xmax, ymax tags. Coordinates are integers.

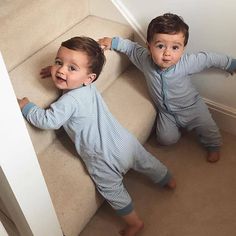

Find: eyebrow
<box><xmin>172</xmin><ymin>42</ymin><xmax>183</xmax><ymax>46</ymax></box>
<box><xmin>154</xmin><ymin>40</ymin><xmax>183</xmax><ymax>46</ymax></box>
<box><xmin>55</xmin><ymin>57</ymin><xmax>80</xmax><ymax>68</ymax></box>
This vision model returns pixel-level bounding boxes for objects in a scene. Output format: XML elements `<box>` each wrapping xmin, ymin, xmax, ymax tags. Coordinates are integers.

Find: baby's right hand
<box><xmin>40</xmin><ymin>66</ymin><xmax>52</xmax><ymax>78</ymax></box>
<box><xmin>98</xmin><ymin>37</ymin><xmax>112</xmax><ymax>50</ymax></box>
<box><xmin>17</xmin><ymin>97</ymin><xmax>30</xmax><ymax>110</ymax></box>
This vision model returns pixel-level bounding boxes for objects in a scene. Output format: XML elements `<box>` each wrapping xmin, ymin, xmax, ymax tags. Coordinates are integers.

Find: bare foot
<box><xmin>165</xmin><ymin>177</ymin><xmax>177</xmax><ymax>189</ymax></box>
<box><xmin>207</xmin><ymin>151</ymin><xmax>220</xmax><ymax>163</ymax></box>
<box><xmin>119</xmin><ymin>221</ymin><xmax>144</xmax><ymax>236</ymax></box>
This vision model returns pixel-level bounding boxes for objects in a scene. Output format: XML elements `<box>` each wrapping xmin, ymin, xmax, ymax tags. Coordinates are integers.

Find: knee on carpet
<box><xmin>156</xmin><ymin>132</ymin><xmax>180</xmax><ymax>146</ymax></box>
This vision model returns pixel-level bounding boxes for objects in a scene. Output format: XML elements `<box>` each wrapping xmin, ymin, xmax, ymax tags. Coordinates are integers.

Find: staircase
<box><xmin>0</xmin><ymin>0</ymin><xmax>156</xmax><ymax>235</ymax></box>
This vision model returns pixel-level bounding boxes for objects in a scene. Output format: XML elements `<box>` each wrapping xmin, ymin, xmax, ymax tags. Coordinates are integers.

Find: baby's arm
<box><xmin>183</xmin><ymin>52</ymin><xmax>236</xmax><ymax>76</ymax></box>
<box><xmin>99</xmin><ymin>36</ymin><xmax>148</xmax><ymax>72</ymax></box>
<box><xmin>18</xmin><ymin>94</ymin><xmax>76</xmax><ymax>130</ymax></box>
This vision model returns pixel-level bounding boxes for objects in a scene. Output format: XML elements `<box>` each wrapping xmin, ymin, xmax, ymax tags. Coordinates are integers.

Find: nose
<box><xmin>57</xmin><ymin>65</ymin><xmax>66</xmax><ymax>74</ymax></box>
<box><xmin>163</xmin><ymin>48</ymin><xmax>170</xmax><ymax>56</ymax></box>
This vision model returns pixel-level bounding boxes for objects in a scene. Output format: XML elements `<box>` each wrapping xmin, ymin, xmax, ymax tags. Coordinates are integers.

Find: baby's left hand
<box><xmin>17</xmin><ymin>97</ymin><xmax>30</xmax><ymax>110</ymax></box>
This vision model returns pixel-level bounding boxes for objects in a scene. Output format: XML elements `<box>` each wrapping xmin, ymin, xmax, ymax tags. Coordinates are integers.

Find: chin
<box><xmin>55</xmin><ymin>83</ymin><xmax>65</xmax><ymax>90</ymax></box>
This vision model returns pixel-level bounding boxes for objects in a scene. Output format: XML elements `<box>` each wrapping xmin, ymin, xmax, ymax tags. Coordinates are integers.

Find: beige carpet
<box><xmin>80</xmin><ymin>130</ymin><xmax>236</xmax><ymax>236</ymax></box>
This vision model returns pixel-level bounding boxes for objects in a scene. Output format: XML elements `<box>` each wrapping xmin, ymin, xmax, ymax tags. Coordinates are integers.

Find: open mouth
<box><xmin>56</xmin><ymin>75</ymin><xmax>66</xmax><ymax>82</ymax></box>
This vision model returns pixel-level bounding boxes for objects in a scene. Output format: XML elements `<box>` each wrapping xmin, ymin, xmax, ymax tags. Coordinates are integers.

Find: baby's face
<box><xmin>51</xmin><ymin>46</ymin><xmax>96</xmax><ymax>90</ymax></box>
<box><xmin>147</xmin><ymin>32</ymin><xmax>185</xmax><ymax>70</ymax></box>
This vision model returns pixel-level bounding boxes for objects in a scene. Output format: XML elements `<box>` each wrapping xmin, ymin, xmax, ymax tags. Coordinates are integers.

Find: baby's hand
<box><xmin>98</xmin><ymin>37</ymin><xmax>112</xmax><ymax>50</ymax></box>
<box><xmin>17</xmin><ymin>97</ymin><xmax>30</xmax><ymax>110</ymax></box>
<box><xmin>40</xmin><ymin>66</ymin><xmax>52</xmax><ymax>78</ymax></box>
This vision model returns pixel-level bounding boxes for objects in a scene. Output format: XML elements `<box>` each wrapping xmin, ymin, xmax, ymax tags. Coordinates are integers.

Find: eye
<box><xmin>68</xmin><ymin>65</ymin><xmax>77</xmax><ymax>71</ymax></box>
<box><xmin>55</xmin><ymin>59</ymin><xmax>62</xmax><ymax>65</ymax></box>
<box><xmin>172</xmin><ymin>45</ymin><xmax>180</xmax><ymax>50</ymax></box>
<box><xmin>156</xmin><ymin>44</ymin><xmax>164</xmax><ymax>49</ymax></box>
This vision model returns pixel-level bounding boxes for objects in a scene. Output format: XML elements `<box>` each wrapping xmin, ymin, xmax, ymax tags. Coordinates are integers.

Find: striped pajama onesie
<box><xmin>111</xmin><ymin>37</ymin><xmax>236</xmax><ymax>151</ymax></box>
<box><xmin>22</xmin><ymin>84</ymin><xmax>171</xmax><ymax>216</ymax></box>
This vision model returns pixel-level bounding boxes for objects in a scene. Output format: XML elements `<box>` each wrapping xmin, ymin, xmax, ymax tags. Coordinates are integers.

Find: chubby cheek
<box><xmin>172</xmin><ymin>55</ymin><xmax>181</xmax><ymax>64</ymax></box>
<box><xmin>50</xmin><ymin>72</ymin><xmax>57</xmax><ymax>84</ymax></box>
<box><xmin>152</xmin><ymin>55</ymin><xmax>162</xmax><ymax>65</ymax></box>
<box><xmin>50</xmin><ymin>67</ymin><xmax>57</xmax><ymax>77</ymax></box>
<box><xmin>68</xmin><ymin>77</ymin><xmax>83</xmax><ymax>88</ymax></box>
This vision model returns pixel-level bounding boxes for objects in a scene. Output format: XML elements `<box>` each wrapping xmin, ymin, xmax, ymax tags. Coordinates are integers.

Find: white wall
<box><xmin>0</xmin><ymin>53</ymin><xmax>63</xmax><ymax>236</ymax></box>
<box><xmin>109</xmin><ymin>0</ymin><xmax>236</xmax><ymax>134</ymax></box>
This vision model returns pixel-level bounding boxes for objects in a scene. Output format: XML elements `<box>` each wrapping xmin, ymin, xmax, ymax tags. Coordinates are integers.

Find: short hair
<box><xmin>147</xmin><ymin>13</ymin><xmax>189</xmax><ymax>46</ymax></box>
<box><xmin>61</xmin><ymin>36</ymin><xmax>106</xmax><ymax>81</ymax></box>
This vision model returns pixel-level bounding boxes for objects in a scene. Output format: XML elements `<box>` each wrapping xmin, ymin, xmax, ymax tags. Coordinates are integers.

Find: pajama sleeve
<box><xmin>22</xmin><ymin>94</ymin><xmax>76</xmax><ymax>130</ymax></box>
<box><xmin>181</xmin><ymin>51</ymin><xmax>234</xmax><ymax>75</ymax></box>
<box><xmin>111</xmin><ymin>36</ymin><xmax>149</xmax><ymax>72</ymax></box>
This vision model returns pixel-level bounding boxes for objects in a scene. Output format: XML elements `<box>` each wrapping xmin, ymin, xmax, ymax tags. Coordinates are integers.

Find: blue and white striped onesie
<box><xmin>22</xmin><ymin>84</ymin><xmax>171</xmax><ymax>215</ymax></box>
<box><xmin>111</xmin><ymin>37</ymin><xmax>236</xmax><ymax>151</ymax></box>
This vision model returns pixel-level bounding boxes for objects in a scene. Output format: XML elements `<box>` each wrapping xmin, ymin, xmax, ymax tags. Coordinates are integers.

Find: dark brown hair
<box><xmin>147</xmin><ymin>13</ymin><xmax>189</xmax><ymax>46</ymax></box>
<box><xmin>61</xmin><ymin>36</ymin><xmax>105</xmax><ymax>81</ymax></box>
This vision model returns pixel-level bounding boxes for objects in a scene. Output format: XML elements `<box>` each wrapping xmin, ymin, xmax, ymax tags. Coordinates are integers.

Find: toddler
<box><xmin>99</xmin><ymin>13</ymin><xmax>236</xmax><ymax>163</ymax></box>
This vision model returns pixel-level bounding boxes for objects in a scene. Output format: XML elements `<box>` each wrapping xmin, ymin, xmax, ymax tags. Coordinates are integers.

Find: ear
<box><xmin>146</xmin><ymin>41</ymin><xmax>151</xmax><ymax>51</ymax></box>
<box><xmin>84</xmin><ymin>73</ymin><xmax>97</xmax><ymax>86</ymax></box>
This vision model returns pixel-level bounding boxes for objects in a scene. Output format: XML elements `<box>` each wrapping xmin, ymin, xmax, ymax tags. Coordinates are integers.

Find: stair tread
<box><xmin>1</xmin><ymin>0</ymin><xmax>89</xmax><ymax>71</ymax></box>
<box><xmin>102</xmin><ymin>65</ymin><xmax>156</xmax><ymax>143</ymax></box>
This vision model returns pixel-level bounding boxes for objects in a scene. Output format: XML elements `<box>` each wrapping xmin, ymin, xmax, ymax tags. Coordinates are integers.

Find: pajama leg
<box><xmin>96</xmin><ymin>180</ymin><xmax>134</xmax><ymax>216</ymax></box>
<box><xmin>156</xmin><ymin>111</ymin><xmax>181</xmax><ymax>145</ymax></box>
<box><xmin>132</xmin><ymin>140</ymin><xmax>172</xmax><ymax>186</ymax></box>
<box><xmin>187</xmin><ymin>100</ymin><xmax>222</xmax><ymax>151</ymax></box>
<box><xmin>88</xmin><ymin>159</ymin><xmax>134</xmax><ymax>216</ymax></box>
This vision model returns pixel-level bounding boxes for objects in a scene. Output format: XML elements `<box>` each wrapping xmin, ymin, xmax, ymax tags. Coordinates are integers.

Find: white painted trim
<box><xmin>204</xmin><ymin>98</ymin><xmax>236</xmax><ymax>119</ymax></box>
<box><xmin>204</xmin><ymin>98</ymin><xmax>236</xmax><ymax>136</ymax></box>
<box><xmin>111</xmin><ymin>0</ymin><xmax>146</xmax><ymax>42</ymax></box>
<box><xmin>0</xmin><ymin>52</ymin><xmax>63</xmax><ymax>236</ymax></box>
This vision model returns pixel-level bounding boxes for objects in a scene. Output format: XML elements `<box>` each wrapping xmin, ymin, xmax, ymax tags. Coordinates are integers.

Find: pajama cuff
<box><xmin>111</xmin><ymin>37</ymin><xmax>119</xmax><ymax>50</ymax></box>
<box><xmin>22</xmin><ymin>102</ymin><xmax>36</xmax><ymax>117</ymax></box>
<box><xmin>116</xmin><ymin>202</ymin><xmax>133</xmax><ymax>216</ymax></box>
<box><xmin>206</xmin><ymin>146</ymin><xmax>221</xmax><ymax>152</ymax></box>
<box><xmin>158</xmin><ymin>170</ymin><xmax>172</xmax><ymax>187</ymax></box>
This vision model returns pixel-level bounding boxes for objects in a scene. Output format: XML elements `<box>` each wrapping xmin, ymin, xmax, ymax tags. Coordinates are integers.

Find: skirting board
<box><xmin>204</xmin><ymin>98</ymin><xmax>236</xmax><ymax>136</ymax></box>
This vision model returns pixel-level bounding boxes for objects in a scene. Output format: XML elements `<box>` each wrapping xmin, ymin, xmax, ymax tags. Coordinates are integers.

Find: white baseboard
<box><xmin>204</xmin><ymin>98</ymin><xmax>236</xmax><ymax>136</ymax></box>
